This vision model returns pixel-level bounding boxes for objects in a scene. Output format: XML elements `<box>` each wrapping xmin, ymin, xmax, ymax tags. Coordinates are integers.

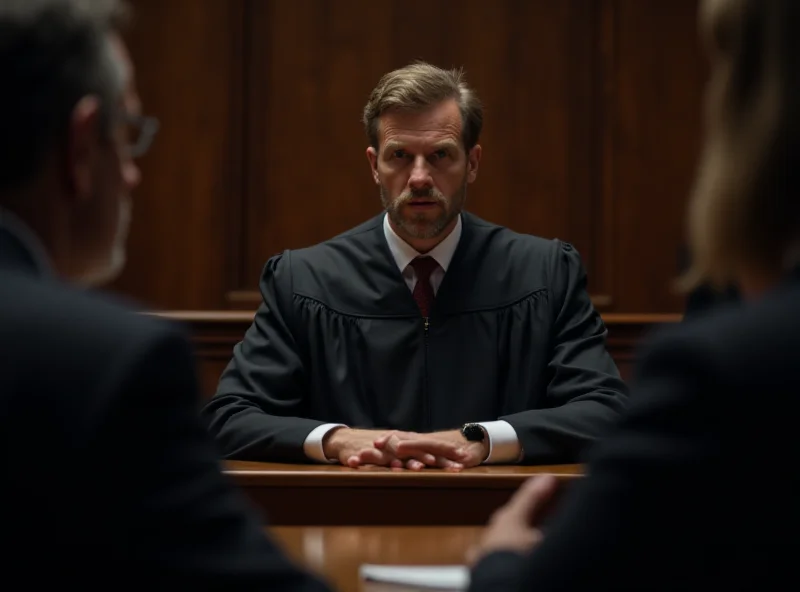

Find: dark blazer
<box><xmin>0</xmin><ymin>222</ymin><xmax>329</xmax><ymax>589</ymax></box>
<box><xmin>469</xmin><ymin>270</ymin><xmax>800</xmax><ymax>591</ymax></box>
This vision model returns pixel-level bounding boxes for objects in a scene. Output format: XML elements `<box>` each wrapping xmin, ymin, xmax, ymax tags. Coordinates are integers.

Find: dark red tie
<box><xmin>410</xmin><ymin>256</ymin><xmax>440</xmax><ymax>317</ymax></box>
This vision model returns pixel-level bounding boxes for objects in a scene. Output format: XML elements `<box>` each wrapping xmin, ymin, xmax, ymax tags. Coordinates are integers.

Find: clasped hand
<box><xmin>323</xmin><ymin>428</ymin><xmax>489</xmax><ymax>470</ymax></box>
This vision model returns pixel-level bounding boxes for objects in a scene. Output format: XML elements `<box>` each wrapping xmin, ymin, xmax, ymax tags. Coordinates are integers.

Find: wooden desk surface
<box><xmin>226</xmin><ymin>461</ymin><xmax>582</xmax><ymax>526</ymax></box>
<box><xmin>270</xmin><ymin>525</ymin><xmax>482</xmax><ymax>592</ymax></box>
<box><xmin>226</xmin><ymin>460</ymin><xmax>582</xmax><ymax>486</ymax></box>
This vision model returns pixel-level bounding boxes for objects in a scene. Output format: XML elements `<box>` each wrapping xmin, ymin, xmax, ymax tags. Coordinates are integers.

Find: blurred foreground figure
<box><xmin>0</xmin><ymin>1</ymin><xmax>329</xmax><ymax>588</ymax></box>
<box><xmin>468</xmin><ymin>0</ymin><xmax>800</xmax><ymax>589</ymax></box>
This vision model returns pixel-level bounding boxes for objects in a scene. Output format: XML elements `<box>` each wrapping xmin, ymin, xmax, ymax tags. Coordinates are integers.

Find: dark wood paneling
<box><xmin>237</xmin><ymin>0</ymin><xmax>616</xmax><ymax>307</ymax></box>
<box><xmin>608</xmin><ymin>0</ymin><xmax>707</xmax><ymax>311</ymax></box>
<box><xmin>120</xmin><ymin>0</ymin><xmax>704</xmax><ymax>314</ymax></box>
<box><xmin>108</xmin><ymin>0</ymin><xmax>246</xmax><ymax>310</ymax></box>
<box><xmin>154</xmin><ymin>311</ymin><xmax>681</xmax><ymax>399</ymax></box>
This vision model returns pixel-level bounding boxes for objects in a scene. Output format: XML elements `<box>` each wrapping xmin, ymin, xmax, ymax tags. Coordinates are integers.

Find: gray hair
<box><xmin>0</xmin><ymin>0</ymin><xmax>130</xmax><ymax>193</ymax></box>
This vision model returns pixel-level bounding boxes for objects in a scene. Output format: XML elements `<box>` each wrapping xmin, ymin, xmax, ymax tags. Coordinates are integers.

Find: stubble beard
<box><xmin>381</xmin><ymin>180</ymin><xmax>468</xmax><ymax>240</ymax></box>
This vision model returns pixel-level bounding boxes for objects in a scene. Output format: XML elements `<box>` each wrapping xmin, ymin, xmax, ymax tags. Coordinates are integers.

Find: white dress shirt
<box><xmin>303</xmin><ymin>213</ymin><xmax>522</xmax><ymax>464</ymax></box>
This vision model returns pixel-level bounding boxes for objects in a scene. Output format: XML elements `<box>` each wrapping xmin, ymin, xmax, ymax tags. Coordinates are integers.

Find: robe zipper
<box><xmin>423</xmin><ymin>316</ymin><xmax>430</xmax><ymax>430</ymax></box>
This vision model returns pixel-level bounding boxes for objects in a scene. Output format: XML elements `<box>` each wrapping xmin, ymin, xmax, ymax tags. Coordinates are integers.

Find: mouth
<box><xmin>407</xmin><ymin>200</ymin><xmax>438</xmax><ymax>208</ymax></box>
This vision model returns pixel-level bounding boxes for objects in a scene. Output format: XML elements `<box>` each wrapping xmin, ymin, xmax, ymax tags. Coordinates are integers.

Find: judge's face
<box><xmin>366</xmin><ymin>99</ymin><xmax>481</xmax><ymax>249</ymax></box>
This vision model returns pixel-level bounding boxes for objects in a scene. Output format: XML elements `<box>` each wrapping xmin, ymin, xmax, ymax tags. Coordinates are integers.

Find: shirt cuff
<box><xmin>303</xmin><ymin>423</ymin><xmax>347</xmax><ymax>463</ymax></box>
<box><xmin>476</xmin><ymin>420</ymin><xmax>522</xmax><ymax>464</ymax></box>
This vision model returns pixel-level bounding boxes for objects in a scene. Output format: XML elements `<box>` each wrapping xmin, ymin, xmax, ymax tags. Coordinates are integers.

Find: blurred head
<box><xmin>363</xmin><ymin>62</ymin><xmax>482</xmax><ymax>251</ymax></box>
<box><xmin>684</xmin><ymin>0</ymin><xmax>800</xmax><ymax>297</ymax></box>
<box><xmin>0</xmin><ymin>0</ymin><xmax>154</xmax><ymax>286</ymax></box>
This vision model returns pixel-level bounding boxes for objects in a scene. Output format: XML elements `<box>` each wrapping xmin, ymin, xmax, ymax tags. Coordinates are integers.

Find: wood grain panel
<box><xmin>236</xmin><ymin>0</ymin><xmax>610</xmax><ymax>304</ymax></box>
<box><xmin>108</xmin><ymin>0</ymin><xmax>245</xmax><ymax>310</ymax></box>
<box><xmin>116</xmin><ymin>0</ymin><xmax>707</xmax><ymax>314</ymax></box>
<box><xmin>607</xmin><ymin>0</ymin><xmax>706</xmax><ymax>312</ymax></box>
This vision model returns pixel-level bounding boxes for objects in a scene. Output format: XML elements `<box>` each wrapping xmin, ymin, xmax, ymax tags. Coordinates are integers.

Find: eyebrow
<box><xmin>383</xmin><ymin>140</ymin><xmax>460</xmax><ymax>154</ymax></box>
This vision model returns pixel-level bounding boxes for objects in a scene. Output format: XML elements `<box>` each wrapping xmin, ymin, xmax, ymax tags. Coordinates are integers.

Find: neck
<box><xmin>390</xmin><ymin>215</ymin><xmax>459</xmax><ymax>254</ymax></box>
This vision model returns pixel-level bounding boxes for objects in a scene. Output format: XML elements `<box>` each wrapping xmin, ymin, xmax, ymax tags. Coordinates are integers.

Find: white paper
<box><xmin>359</xmin><ymin>564</ymin><xmax>469</xmax><ymax>590</ymax></box>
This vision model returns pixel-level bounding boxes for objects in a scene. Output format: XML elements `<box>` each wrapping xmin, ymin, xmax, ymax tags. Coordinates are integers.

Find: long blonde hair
<box><xmin>683</xmin><ymin>0</ymin><xmax>800</xmax><ymax>291</ymax></box>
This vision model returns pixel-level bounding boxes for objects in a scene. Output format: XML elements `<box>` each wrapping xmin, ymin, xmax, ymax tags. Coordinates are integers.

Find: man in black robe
<box><xmin>202</xmin><ymin>62</ymin><xmax>628</xmax><ymax>469</ymax></box>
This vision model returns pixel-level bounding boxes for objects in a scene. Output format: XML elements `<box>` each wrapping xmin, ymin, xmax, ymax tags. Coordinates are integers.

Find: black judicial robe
<box><xmin>203</xmin><ymin>212</ymin><xmax>629</xmax><ymax>464</ymax></box>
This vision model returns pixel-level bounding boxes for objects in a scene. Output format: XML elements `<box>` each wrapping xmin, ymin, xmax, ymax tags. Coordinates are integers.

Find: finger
<box><xmin>435</xmin><ymin>456</ymin><xmax>464</xmax><ymax>470</ymax></box>
<box><xmin>392</xmin><ymin>447</ymin><xmax>438</xmax><ymax>466</ymax></box>
<box><xmin>405</xmin><ymin>459</ymin><xmax>425</xmax><ymax>471</ymax></box>
<box><xmin>465</xmin><ymin>544</ymin><xmax>479</xmax><ymax>567</ymax></box>
<box><xmin>502</xmin><ymin>475</ymin><xmax>560</xmax><ymax>522</ymax></box>
<box><xmin>390</xmin><ymin>458</ymin><xmax>404</xmax><ymax>469</ymax></box>
<box><xmin>373</xmin><ymin>431</ymin><xmax>397</xmax><ymax>449</ymax></box>
<box><xmin>354</xmin><ymin>448</ymin><xmax>393</xmax><ymax>467</ymax></box>
<box><xmin>455</xmin><ymin>445</ymin><xmax>484</xmax><ymax>468</ymax></box>
<box><xmin>395</xmin><ymin>439</ymin><xmax>465</xmax><ymax>460</ymax></box>
<box><xmin>377</xmin><ymin>434</ymin><xmax>403</xmax><ymax>455</ymax></box>
<box><xmin>415</xmin><ymin>452</ymin><xmax>437</xmax><ymax>465</ymax></box>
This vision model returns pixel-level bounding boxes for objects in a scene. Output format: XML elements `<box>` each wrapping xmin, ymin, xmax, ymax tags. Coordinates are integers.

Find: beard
<box><xmin>381</xmin><ymin>178</ymin><xmax>468</xmax><ymax>240</ymax></box>
<box><xmin>78</xmin><ymin>197</ymin><xmax>131</xmax><ymax>287</ymax></box>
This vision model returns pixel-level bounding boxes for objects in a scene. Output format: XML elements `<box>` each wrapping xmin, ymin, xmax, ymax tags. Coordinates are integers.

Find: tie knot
<box><xmin>409</xmin><ymin>256</ymin><xmax>440</xmax><ymax>281</ymax></box>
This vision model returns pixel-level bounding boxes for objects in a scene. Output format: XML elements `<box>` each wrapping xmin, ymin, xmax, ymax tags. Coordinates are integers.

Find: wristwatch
<box><xmin>461</xmin><ymin>422</ymin><xmax>486</xmax><ymax>442</ymax></box>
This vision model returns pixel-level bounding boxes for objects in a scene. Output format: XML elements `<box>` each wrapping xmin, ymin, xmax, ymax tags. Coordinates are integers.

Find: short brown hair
<box><xmin>683</xmin><ymin>0</ymin><xmax>800</xmax><ymax>290</ymax></box>
<box><xmin>362</xmin><ymin>61</ymin><xmax>483</xmax><ymax>152</ymax></box>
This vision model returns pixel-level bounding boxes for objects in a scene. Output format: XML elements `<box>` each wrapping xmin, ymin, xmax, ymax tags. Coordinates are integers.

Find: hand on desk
<box><xmin>375</xmin><ymin>430</ymin><xmax>488</xmax><ymax>470</ymax></box>
<box><xmin>467</xmin><ymin>474</ymin><xmax>559</xmax><ymax>565</ymax></box>
<box><xmin>322</xmin><ymin>427</ymin><xmax>485</xmax><ymax>470</ymax></box>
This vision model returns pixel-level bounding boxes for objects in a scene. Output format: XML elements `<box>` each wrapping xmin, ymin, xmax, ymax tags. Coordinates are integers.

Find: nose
<box><xmin>408</xmin><ymin>155</ymin><xmax>433</xmax><ymax>190</ymax></box>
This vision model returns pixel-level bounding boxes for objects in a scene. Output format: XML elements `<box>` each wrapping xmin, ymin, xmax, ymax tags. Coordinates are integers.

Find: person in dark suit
<box><xmin>466</xmin><ymin>0</ymin><xmax>800</xmax><ymax>589</ymax></box>
<box><xmin>0</xmin><ymin>1</ymin><xmax>328</xmax><ymax>588</ymax></box>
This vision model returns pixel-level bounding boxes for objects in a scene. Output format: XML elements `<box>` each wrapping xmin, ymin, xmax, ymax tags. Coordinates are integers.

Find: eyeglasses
<box><xmin>121</xmin><ymin>113</ymin><xmax>160</xmax><ymax>158</ymax></box>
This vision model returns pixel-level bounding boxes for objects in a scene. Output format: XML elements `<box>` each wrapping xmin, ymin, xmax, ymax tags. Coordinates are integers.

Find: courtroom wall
<box><xmin>112</xmin><ymin>0</ymin><xmax>706</xmax><ymax>314</ymax></box>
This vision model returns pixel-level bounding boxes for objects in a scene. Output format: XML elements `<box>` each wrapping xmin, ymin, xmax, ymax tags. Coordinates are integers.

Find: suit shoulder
<box><xmin>297</xmin><ymin>215</ymin><xmax>382</xmax><ymax>256</ymax></box>
<box><xmin>464</xmin><ymin>212</ymin><xmax>572</xmax><ymax>257</ymax></box>
<box><xmin>640</xmin><ymin>284</ymin><xmax>800</xmax><ymax>391</ymax></box>
<box><xmin>263</xmin><ymin>216</ymin><xmax>384</xmax><ymax>281</ymax></box>
<box><xmin>0</xmin><ymin>276</ymin><xmax>192</xmax><ymax>441</ymax></box>
<box><xmin>463</xmin><ymin>213</ymin><xmax>581</xmax><ymax>287</ymax></box>
<box><xmin>0</xmin><ymin>275</ymin><xmax>184</xmax><ymax>360</ymax></box>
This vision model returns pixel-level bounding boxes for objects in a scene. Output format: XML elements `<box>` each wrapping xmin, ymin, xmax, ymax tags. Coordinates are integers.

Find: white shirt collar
<box><xmin>0</xmin><ymin>207</ymin><xmax>53</xmax><ymax>276</ymax></box>
<box><xmin>382</xmin><ymin>212</ymin><xmax>462</xmax><ymax>273</ymax></box>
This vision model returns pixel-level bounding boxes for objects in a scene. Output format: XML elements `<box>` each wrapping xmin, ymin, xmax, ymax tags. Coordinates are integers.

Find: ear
<box><xmin>366</xmin><ymin>146</ymin><xmax>380</xmax><ymax>185</ymax></box>
<box><xmin>67</xmin><ymin>96</ymin><xmax>103</xmax><ymax>202</ymax></box>
<box><xmin>466</xmin><ymin>144</ymin><xmax>481</xmax><ymax>183</ymax></box>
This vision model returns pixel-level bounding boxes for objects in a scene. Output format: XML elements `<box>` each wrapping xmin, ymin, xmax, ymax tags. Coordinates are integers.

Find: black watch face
<box><xmin>463</xmin><ymin>424</ymin><xmax>484</xmax><ymax>441</ymax></box>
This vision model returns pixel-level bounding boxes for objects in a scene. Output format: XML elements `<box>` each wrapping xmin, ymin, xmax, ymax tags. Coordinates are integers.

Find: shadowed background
<box><xmin>115</xmin><ymin>0</ymin><xmax>703</xmax><ymax>390</ymax></box>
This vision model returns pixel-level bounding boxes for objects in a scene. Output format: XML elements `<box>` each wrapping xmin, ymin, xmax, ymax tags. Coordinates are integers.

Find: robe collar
<box><xmin>382</xmin><ymin>212</ymin><xmax>462</xmax><ymax>274</ymax></box>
